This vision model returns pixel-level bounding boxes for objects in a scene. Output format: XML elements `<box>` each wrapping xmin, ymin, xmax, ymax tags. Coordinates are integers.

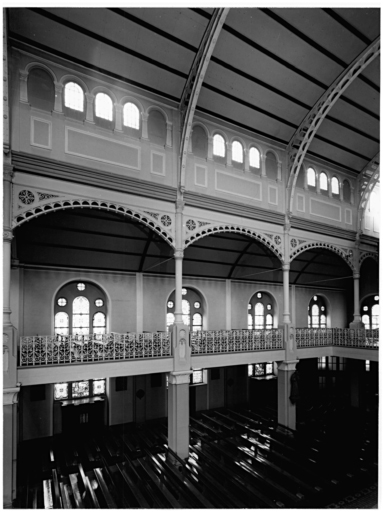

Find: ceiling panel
<box><xmin>332</xmin><ymin>8</ymin><xmax>380</xmax><ymax>40</ymax></box>
<box><xmin>309</xmin><ymin>137</ymin><xmax>369</xmax><ymax>172</ymax></box>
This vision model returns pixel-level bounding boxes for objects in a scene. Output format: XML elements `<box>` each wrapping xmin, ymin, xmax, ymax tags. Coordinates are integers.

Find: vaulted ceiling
<box><xmin>8</xmin><ymin>7</ymin><xmax>380</xmax><ymax>176</ymax></box>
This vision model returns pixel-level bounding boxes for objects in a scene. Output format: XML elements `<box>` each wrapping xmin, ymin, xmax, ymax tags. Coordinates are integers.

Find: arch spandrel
<box><xmin>290</xmin><ymin>241</ymin><xmax>355</xmax><ymax>272</ymax></box>
<box><xmin>184</xmin><ymin>224</ymin><xmax>284</xmax><ymax>262</ymax></box>
<box><xmin>12</xmin><ymin>197</ymin><xmax>175</xmax><ymax>248</ymax></box>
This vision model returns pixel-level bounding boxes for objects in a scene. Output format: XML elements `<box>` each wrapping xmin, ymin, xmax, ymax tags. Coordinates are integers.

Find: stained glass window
<box><xmin>123</xmin><ymin>102</ymin><xmax>139</xmax><ymax>129</ymax></box>
<box><xmin>254</xmin><ymin>302</ymin><xmax>264</xmax><ymax>328</ymax></box>
<box><xmin>366</xmin><ymin>360</ymin><xmax>370</xmax><ymax>372</ymax></box>
<box><xmin>248</xmin><ymin>304</ymin><xmax>252</xmax><ymax>310</ymax></box>
<box><xmin>54</xmin><ymin>382</ymin><xmax>68</xmax><ymax>400</ymax></box>
<box><xmin>318</xmin><ymin>356</ymin><xmax>326</xmax><ymax>369</ymax></box>
<box><xmin>72</xmin><ymin>381</ymin><xmax>89</xmax><ymax>398</ymax></box>
<box><xmin>375</xmin><ymin>296</ymin><xmax>379</xmax><ymax>301</ymax></box>
<box><xmin>57</xmin><ymin>298</ymin><xmax>67</xmax><ymax>307</ymax></box>
<box><xmin>248</xmin><ymin>313</ymin><xmax>253</xmax><ymax>329</ymax></box>
<box><xmin>307</xmin><ymin>168</ymin><xmax>316</xmax><ymax>187</ymax></box>
<box><xmin>95</xmin><ymin>299</ymin><xmax>103</xmax><ymax>307</ymax></box>
<box><xmin>254</xmin><ymin>364</ymin><xmax>264</xmax><ymax>376</ymax></box>
<box><xmin>232</xmin><ymin>141</ymin><xmax>243</xmax><ymax>163</ymax></box>
<box><xmin>93</xmin><ymin>379</ymin><xmax>106</xmax><ymax>395</ymax></box>
<box><xmin>64</xmin><ymin>82</ymin><xmax>84</xmax><ymax>111</ymax></box>
<box><xmin>371</xmin><ymin>304</ymin><xmax>379</xmax><ymax>329</ymax></box>
<box><xmin>167</xmin><ymin>288</ymin><xmax>203</xmax><ymax>332</ymax></box>
<box><xmin>213</xmin><ymin>134</ymin><xmax>225</xmax><ymax>157</ymax></box>
<box><xmin>55</xmin><ymin>312</ymin><xmax>69</xmax><ymax>335</ymax></box>
<box><xmin>331</xmin><ymin>176</ymin><xmax>339</xmax><ymax>195</ymax></box>
<box><xmin>363</xmin><ymin>306</ymin><xmax>368</xmax><ymax>311</ymax></box>
<box><xmin>362</xmin><ymin>314</ymin><xmax>370</xmax><ymax>329</ymax></box>
<box><xmin>248</xmin><ymin>364</ymin><xmax>254</xmax><ymax>377</ymax></box>
<box><xmin>265</xmin><ymin>363</ymin><xmax>273</xmax><ymax>375</ymax></box>
<box><xmin>77</xmin><ymin>283</ymin><xmax>85</xmax><ymax>291</ymax></box>
<box><xmin>73</xmin><ymin>296</ymin><xmax>90</xmax><ymax>335</ymax></box>
<box><xmin>249</xmin><ymin>147</ymin><xmax>260</xmax><ymax>168</ymax></box>
<box><xmin>257</xmin><ymin>292</ymin><xmax>262</xmax><ymax>299</ymax></box>
<box><xmin>309</xmin><ymin>296</ymin><xmax>326</xmax><ymax>328</ymax></box>
<box><xmin>266</xmin><ymin>314</ymin><xmax>273</xmax><ymax>329</ymax></box>
<box><xmin>95</xmin><ymin>93</ymin><xmax>113</xmax><ymax>121</ymax></box>
<box><xmin>320</xmin><ymin>172</ymin><xmax>328</xmax><ymax>190</ymax></box>
<box><xmin>93</xmin><ymin>312</ymin><xmax>106</xmax><ymax>335</ymax></box>
<box><xmin>182</xmin><ymin>299</ymin><xmax>190</xmax><ymax>326</ymax></box>
<box><xmin>192</xmin><ymin>313</ymin><xmax>202</xmax><ymax>332</ymax></box>
<box><xmin>166</xmin><ymin>312</ymin><xmax>175</xmax><ymax>331</ymax></box>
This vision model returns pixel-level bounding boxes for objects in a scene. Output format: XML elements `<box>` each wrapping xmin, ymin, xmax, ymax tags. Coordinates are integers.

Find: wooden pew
<box><xmin>116</xmin><ymin>462</ymin><xmax>151</xmax><ymax>508</ymax></box>
<box><xmin>78</xmin><ymin>463</ymin><xmax>101</xmax><ymax>508</ymax></box>
<box><xmin>93</xmin><ymin>467</ymin><xmax>118</xmax><ymax>508</ymax></box>
<box><xmin>190</xmin><ymin>443</ymin><xmax>278</xmax><ymax>508</ymax></box>
<box><xmin>135</xmin><ymin>456</ymin><xmax>181</xmax><ymax>508</ymax></box>
<box><xmin>145</xmin><ymin>449</ymin><xmax>214</xmax><ymax>508</ymax></box>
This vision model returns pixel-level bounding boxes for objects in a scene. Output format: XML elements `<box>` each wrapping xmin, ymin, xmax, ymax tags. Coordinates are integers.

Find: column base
<box><xmin>349</xmin><ymin>321</ymin><xmax>364</xmax><ymax>329</ymax></box>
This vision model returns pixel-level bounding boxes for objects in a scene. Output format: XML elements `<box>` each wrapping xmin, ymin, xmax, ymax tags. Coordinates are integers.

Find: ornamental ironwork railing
<box><xmin>19</xmin><ymin>332</ymin><xmax>171</xmax><ymax>367</ymax></box>
<box><xmin>296</xmin><ymin>328</ymin><xmax>379</xmax><ymax>349</ymax></box>
<box><xmin>191</xmin><ymin>329</ymin><xmax>283</xmax><ymax>355</ymax></box>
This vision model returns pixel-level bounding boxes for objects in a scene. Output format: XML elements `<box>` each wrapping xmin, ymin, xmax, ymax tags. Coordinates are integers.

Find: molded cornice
<box><xmin>291</xmin><ymin>218</ymin><xmax>357</xmax><ymax>241</ymax></box>
<box><xmin>11</xmin><ymin>152</ymin><xmax>177</xmax><ymax>203</ymax></box>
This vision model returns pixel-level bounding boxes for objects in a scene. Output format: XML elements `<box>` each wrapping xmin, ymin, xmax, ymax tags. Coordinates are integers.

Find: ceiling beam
<box><xmin>357</xmin><ymin>153</ymin><xmax>380</xmax><ymax>232</ymax></box>
<box><xmin>286</xmin><ymin>37</ymin><xmax>380</xmax><ymax>216</ymax></box>
<box><xmin>179</xmin><ymin>8</ymin><xmax>229</xmax><ymax>192</ymax></box>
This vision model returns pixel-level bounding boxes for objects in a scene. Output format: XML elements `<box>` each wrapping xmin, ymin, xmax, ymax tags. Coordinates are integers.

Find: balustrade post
<box><xmin>3</xmin><ymin>386</ymin><xmax>20</xmax><ymax>508</ymax></box>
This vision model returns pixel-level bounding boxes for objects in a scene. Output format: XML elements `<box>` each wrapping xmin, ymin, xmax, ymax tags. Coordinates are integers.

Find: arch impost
<box><xmin>174</xmin><ymin>249</ymin><xmax>184</xmax><ymax>259</ymax></box>
<box><xmin>286</xmin><ymin>37</ymin><xmax>380</xmax><ymax>214</ymax></box>
<box><xmin>3</xmin><ymin>165</ymin><xmax>13</xmax><ymax>181</ymax></box>
<box><xmin>353</xmin><ymin>272</ymin><xmax>360</xmax><ymax>279</ymax></box>
<box><xmin>184</xmin><ymin>223</ymin><xmax>283</xmax><ymax>261</ymax></box>
<box><xmin>3</xmin><ymin>228</ymin><xmax>13</xmax><ymax>242</ymax></box>
<box><xmin>13</xmin><ymin>198</ymin><xmax>176</xmax><ymax>248</ymax></box>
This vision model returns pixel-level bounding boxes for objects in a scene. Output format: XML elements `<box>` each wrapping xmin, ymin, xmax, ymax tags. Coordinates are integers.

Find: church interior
<box><xmin>3</xmin><ymin>6</ymin><xmax>380</xmax><ymax>509</ymax></box>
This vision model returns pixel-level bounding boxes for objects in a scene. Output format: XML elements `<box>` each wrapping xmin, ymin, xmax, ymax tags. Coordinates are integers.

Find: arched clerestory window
<box><xmin>308</xmin><ymin>295</ymin><xmax>327</xmax><ymax>328</ymax></box>
<box><xmin>248</xmin><ymin>291</ymin><xmax>274</xmax><ymax>329</ymax></box>
<box><xmin>64</xmin><ymin>82</ymin><xmax>84</xmax><ymax>112</ymax></box>
<box><xmin>28</xmin><ymin>67</ymin><xmax>55</xmax><ymax>112</ymax></box>
<box><xmin>95</xmin><ymin>92</ymin><xmax>113</xmax><ymax>121</ymax></box>
<box><xmin>249</xmin><ymin>147</ymin><xmax>260</xmax><ymax>169</ymax></box>
<box><xmin>307</xmin><ymin>167</ymin><xmax>316</xmax><ymax>188</ymax></box>
<box><xmin>166</xmin><ymin>288</ymin><xmax>203</xmax><ymax>332</ymax></box>
<box><xmin>213</xmin><ymin>134</ymin><xmax>226</xmax><ymax>158</ymax></box>
<box><xmin>232</xmin><ymin>141</ymin><xmax>244</xmax><ymax>164</ymax></box>
<box><xmin>361</xmin><ymin>295</ymin><xmax>379</xmax><ymax>329</ymax></box>
<box><xmin>320</xmin><ymin>172</ymin><xmax>328</xmax><ymax>193</ymax></box>
<box><xmin>54</xmin><ymin>281</ymin><xmax>107</xmax><ymax>336</ymax></box>
<box><xmin>123</xmin><ymin>102</ymin><xmax>140</xmax><ymax>129</ymax></box>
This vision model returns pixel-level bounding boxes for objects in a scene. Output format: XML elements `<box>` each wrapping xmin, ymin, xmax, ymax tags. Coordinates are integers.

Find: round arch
<box><xmin>211</xmin><ymin>129</ymin><xmax>228</xmax><ymax>144</ymax></box>
<box><xmin>191</xmin><ymin>121</ymin><xmax>210</xmax><ymax>138</ymax></box>
<box><xmin>90</xmin><ymin>86</ymin><xmax>118</xmax><ymax>105</ymax></box>
<box><xmin>264</xmin><ymin>148</ymin><xmax>281</xmax><ymax>165</ymax></box>
<box><xmin>59</xmin><ymin>74</ymin><xmax>89</xmax><ymax>94</ymax></box>
<box><xmin>51</xmin><ymin>278</ymin><xmax>112</xmax><ymax>334</ymax></box>
<box><xmin>24</xmin><ymin>62</ymin><xmax>58</xmax><ymax>83</ymax></box>
<box><xmin>307</xmin><ymin>292</ymin><xmax>332</xmax><ymax>327</ymax></box>
<box><xmin>166</xmin><ymin>285</ymin><xmax>208</xmax><ymax>331</ymax></box>
<box><xmin>119</xmin><ymin>95</ymin><xmax>145</xmax><ymax>113</ymax></box>
<box><xmin>13</xmin><ymin>198</ymin><xmax>175</xmax><ymax>248</ymax></box>
<box><xmin>290</xmin><ymin>242</ymin><xmax>354</xmax><ymax>272</ymax></box>
<box><xmin>146</xmin><ymin>105</ymin><xmax>170</xmax><ymax>123</ymax></box>
<box><xmin>247</xmin><ymin>288</ymin><xmax>279</xmax><ymax>328</ymax></box>
<box><xmin>185</xmin><ymin>225</ymin><xmax>283</xmax><ymax>262</ymax></box>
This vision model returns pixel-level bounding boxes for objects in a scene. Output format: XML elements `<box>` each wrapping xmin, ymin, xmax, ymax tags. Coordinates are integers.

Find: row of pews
<box><xmin>17</xmin><ymin>405</ymin><xmax>377</xmax><ymax>508</ymax></box>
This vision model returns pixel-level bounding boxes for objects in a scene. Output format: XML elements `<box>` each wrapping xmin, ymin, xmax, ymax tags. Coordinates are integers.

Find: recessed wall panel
<box><xmin>215</xmin><ymin>170</ymin><xmax>261</xmax><ymax>201</ymax></box>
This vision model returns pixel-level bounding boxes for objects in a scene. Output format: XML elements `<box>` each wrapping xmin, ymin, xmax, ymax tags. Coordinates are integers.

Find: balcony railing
<box><xmin>296</xmin><ymin>328</ymin><xmax>379</xmax><ymax>349</ymax></box>
<box><xmin>191</xmin><ymin>329</ymin><xmax>284</xmax><ymax>355</ymax></box>
<box><xmin>19</xmin><ymin>332</ymin><xmax>171</xmax><ymax>367</ymax></box>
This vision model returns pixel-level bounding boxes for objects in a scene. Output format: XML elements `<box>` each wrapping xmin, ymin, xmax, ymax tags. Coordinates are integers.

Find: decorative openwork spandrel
<box><xmin>19</xmin><ymin>332</ymin><xmax>171</xmax><ymax>366</ymax></box>
<box><xmin>191</xmin><ymin>329</ymin><xmax>283</xmax><ymax>354</ymax></box>
<box><xmin>296</xmin><ymin>328</ymin><xmax>378</xmax><ymax>349</ymax></box>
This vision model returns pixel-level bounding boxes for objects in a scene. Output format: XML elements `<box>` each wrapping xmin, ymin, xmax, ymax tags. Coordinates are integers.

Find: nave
<box><xmin>16</xmin><ymin>404</ymin><xmax>378</xmax><ymax>509</ymax></box>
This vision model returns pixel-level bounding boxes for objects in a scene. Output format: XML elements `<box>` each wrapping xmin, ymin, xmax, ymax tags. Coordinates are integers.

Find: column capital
<box><xmin>353</xmin><ymin>272</ymin><xmax>360</xmax><ymax>279</ymax></box>
<box><xmin>277</xmin><ymin>360</ymin><xmax>299</xmax><ymax>372</ymax></box>
<box><xmin>85</xmin><ymin>92</ymin><xmax>95</xmax><ymax>103</ymax></box>
<box><xmin>142</xmin><ymin>112</ymin><xmax>149</xmax><ymax>121</ymax></box>
<box><xmin>166</xmin><ymin>121</ymin><xmax>173</xmax><ymax>129</ymax></box>
<box><xmin>3</xmin><ymin>228</ymin><xmax>13</xmax><ymax>242</ymax></box>
<box><xmin>282</xmin><ymin>263</ymin><xmax>290</xmax><ymax>271</ymax></box>
<box><xmin>3</xmin><ymin>386</ymin><xmax>20</xmax><ymax>406</ymax></box>
<box><xmin>19</xmin><ymin>69</ymin><xmax>28</xmax><ymax>82</ymax></box>
<box><xmin>176</xmin><ymin>199</ymin><xmax>185</xmax><ymax>212</ymax></box>
<box><xmin>168</xmin><ymin>370</ymin><xmax>192</xmax><ymax>385</ymax></box>
<box><xmin>3</xmin><ymin>164</ymin><xmax>13</xmax><ymax>181</ymax></box>
<box><xmin>114</xmin><ymin>103</ymin><xmax>123</xmax><ymax>113</ymax></box>
<box><xmin>54</xmin><ymin>81</ymin><xmax>63</xmax><ymax>93</ymax></box>
<box><xmin>174</xmin><ymin>249</ymin><xmax>184</xmax><ymax>259</ymax></box>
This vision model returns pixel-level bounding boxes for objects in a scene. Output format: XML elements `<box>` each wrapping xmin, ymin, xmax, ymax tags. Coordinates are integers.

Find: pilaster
<box><xmin>85</xmin><ymin>93</ymin><xmax>95</xmax><ymax>124</ymax></box>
